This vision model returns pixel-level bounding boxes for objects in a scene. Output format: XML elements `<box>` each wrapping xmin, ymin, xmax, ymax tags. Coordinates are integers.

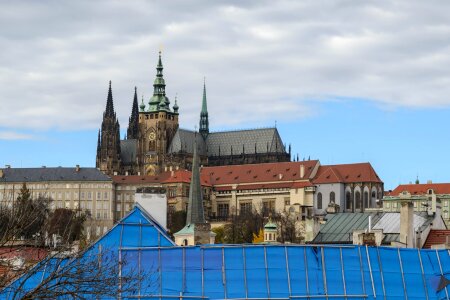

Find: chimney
<box><xmin>0</xmin><ymin>169</ymin><xmax>3</xmax><ymax>178</ymax></box>
<box><xmin>300</xmin><ymin>164</ymin><xmax>305</xmax><ymax>178</ymax></box>
<box><xmin>164</xmin><ymin>166</ymin><xmax>168</xmax><ymax>172</ymax></box>
<box><xmin>137</xmin><ymin>171</ymin><xmax>141</xmax><ymax>176</ymax></box>
<box><xmin>427</xmin><ymin>180</ymin><xmax>433</xmax><ymax>184</ymax></box>
<box><xmin>278</xmin><ymin>173</ymin><xmax>283</xmax><ymax>180</ymax></box>
<box><xmin>432</xmin><ymin>199</ymin><xmax>442</xmax><ymax>229</ymax></box>
<box><xmin>400</xmin><ymin>201</ymin><xmax>414</xmax><ymax>248</ymax></box>
<box><xmin>125</xmin><ymin>171</ymin><xmax>129</xmax><ymax>176</ymax></box>
<box><xmin>75</xmin><ymin>165</ymin><xmax>80</xmax><ymax>172</ymax></box>
<box><xmin>113</xmin><ymin>171</ymin><xmax>118</xmax><ymax>176</ymax></box>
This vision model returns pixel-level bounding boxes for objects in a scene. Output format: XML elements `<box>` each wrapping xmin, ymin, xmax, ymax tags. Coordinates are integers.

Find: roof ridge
<box><xmin>209</xmin><ymin>127</ymin><xmax>276</xmax><ymax>134</ymax></box>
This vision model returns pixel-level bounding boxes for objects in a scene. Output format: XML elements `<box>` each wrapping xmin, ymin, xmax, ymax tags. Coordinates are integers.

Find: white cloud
<box><xmin>1</xmin><ymin>0</ymin><xmax>450</xmax><ymax>132</ymax></box>
<box><xmin>0</xmin><ymin>131</ymin><xmax>34</xmax><ymax>140</ymax></box>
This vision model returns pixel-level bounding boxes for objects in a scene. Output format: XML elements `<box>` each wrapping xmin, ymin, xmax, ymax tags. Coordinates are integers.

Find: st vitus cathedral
<box><xmin>96</xmin><ymin>52</ymin><xmax>291</xmax><ymax>176</ymax></box>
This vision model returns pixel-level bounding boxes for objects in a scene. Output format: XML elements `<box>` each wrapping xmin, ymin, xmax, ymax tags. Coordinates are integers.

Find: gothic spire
<box><xmin>97</xmin><ymin>130</ymin><xmax>101</xmax><ymax>154</ymax></box>
<box><xmin>186</xmin><ymin>135</ymin><xmax>205</xmax><ymax>225</ymax></box>
<box><xmin>127</xmin><ymin>87</ymin><xmax>139</xmax><ymax>139</ymax></box>
<box><xmin>105</xmin><ymin>81</ymin><xmax>115</xmax><ymax>117</ymax></box>
<box><xmin>149</xmin><ymin>51</ymin><xmax>170</xmax><ymax>112</ymax></box>
<box><xmin>199</xmin><ymin>78</ymin><xmax>209</xmax><ymax>139</ymax></box>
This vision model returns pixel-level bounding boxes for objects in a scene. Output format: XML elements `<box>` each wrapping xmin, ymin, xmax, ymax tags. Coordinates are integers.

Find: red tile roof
<box><xmin>390</xmin><ymin>183</ymin><xmax>450</xmax><ymax>196</ymax></box>
<box><xmin>313</xmin><ymin>163</ymin><xmax>382</xmax><ymax>184</ymax></box>
<box><xmin>112</xmin><ymin>170</ymin><xmax>211</xmax><ymax>186</ymax></box>
<box><xmin>423</xmin><ymin>229</ymin><xmax>450</xmax><ymax>249</ymax></box>
<box><xmin>202</xmin><ymin>160</ymin><xmax>319</xmax><ymax>185</ymax></box>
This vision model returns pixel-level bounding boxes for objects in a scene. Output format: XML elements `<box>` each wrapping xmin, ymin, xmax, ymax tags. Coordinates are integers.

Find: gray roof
<box><xmin>168</xmin><ymin>127</ymin><xmax>286</xmax><ymax>157</ymax></box>
<box><xmin>312</xmin><ymin>212</ymin><xmax>384</xmax><ymax>244</ymax></box>
<box><xmin>312</xmin><ymin>211</ymin><xmax>435</xmax><ymax>245</ymax></box>
<box><xmin>120</xmin><ymin>139</ymin><xmax>137</xmax><ymax>165</ymax></box>
<box><xmin>372</xmin><ymin>212</ymin><xmax>430</xmax><ymax>233</ymax></box>
<box><xmin>0</xmin><ymin>167</ymin><xmax>111</xmax><ymax>182</ymax></box>
<box><xmin>167</xmin><ymin>129</ymin><xmax>207</xmax><ymax>155</ymax></box>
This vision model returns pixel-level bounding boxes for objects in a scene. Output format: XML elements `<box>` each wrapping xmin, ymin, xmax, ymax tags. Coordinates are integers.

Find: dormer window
<box><xmin>428</xmin><ymin>189</ymin><xmax>433</xmax><ymax>195</ymax></box>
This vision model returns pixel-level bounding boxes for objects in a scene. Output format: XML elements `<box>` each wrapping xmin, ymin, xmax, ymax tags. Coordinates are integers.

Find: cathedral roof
<box><xmin>167</xmin><ymin>127</ymin><xmax>287</xmax><ymax>157</ymax></box>
<box><xmin>207</xmin><ymin>127</ymin><xmax>285</xmax><ymax>156</ymax></box>
<box><xmin>167</xmin><ymin>128</ymin><xmax>207</xmax><ymax>155</ymax></box>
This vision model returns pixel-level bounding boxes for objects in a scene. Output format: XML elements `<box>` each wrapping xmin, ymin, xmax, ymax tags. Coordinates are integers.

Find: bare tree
<box><xmin>0</xmin><ymin>183</ymin><xmax>148</xmax><ymax>299</ymax></box>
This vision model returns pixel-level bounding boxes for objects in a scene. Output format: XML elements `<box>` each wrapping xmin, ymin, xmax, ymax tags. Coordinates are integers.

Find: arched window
<box><xmin>330</xmin><ymin>191</ymin><xmax>335</xmax><ymax>204</ymax></box>
<box><xmin>346</xmin><ymin>192</ymin><xmax>352</xmax><ymax>210</ymax></box>
<box><xmin>355</xmin><ymin>191</ymin><xmax>361</xmax><ymax>209</ymax></box>
<box><xmin>317</xmin><ymin>193</ymin><xmax>323</xmax><ymax>209</ymax></box>
<box><xmin>371</xmin><ymin>191</ymin><xmax>376</xmax><ymax>199</ymax></box>
<box><xmin>364</xmin><ymin>191</ymin><xmax>369</xmax><ymax>208</ymax></box>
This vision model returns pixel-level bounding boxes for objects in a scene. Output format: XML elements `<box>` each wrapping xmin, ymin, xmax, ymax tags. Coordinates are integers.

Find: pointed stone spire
<box><xmin>149</xmin><ymin>51</ymin><xmax>170</xmax><ymax>112</ymax></box>
<box><xmin>97</xmin><ymin>130</ymin><xmax>101</xmax><ymax>154</ymax></box>
<box><xmin>127</xmin><ymin>87</ymin><xmax>139</xmax><ymax>139</ymax></box>
<box><xmin>105</xmin><ymin>81</ymin><xmax>115</xmax><ymax>117</ymax></box>
<box><xmin>186</xmin><ymin>135</ymin><xmax>205</xmax><ymax>225</ymax></box>
<box><xmin>199</xmin><ymin>78</ymin><xmax>209</xmax><ymax>140</ymax></box>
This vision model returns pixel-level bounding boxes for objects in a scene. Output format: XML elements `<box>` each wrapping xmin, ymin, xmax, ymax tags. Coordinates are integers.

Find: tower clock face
<box><xmin>149</xmin><ymin>132</ymin><xmax>156</xmax><ymax>140</ymax></box>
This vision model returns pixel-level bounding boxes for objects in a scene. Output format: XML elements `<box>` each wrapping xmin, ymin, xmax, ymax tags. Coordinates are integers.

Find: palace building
<box><xmin>96</xmin><ymin>52</ymin><xmax>290</xmax><ymax>176</ymax></box>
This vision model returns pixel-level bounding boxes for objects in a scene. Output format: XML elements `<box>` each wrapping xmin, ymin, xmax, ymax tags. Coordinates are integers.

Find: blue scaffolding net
<box><xmin>2</xmin><ymin>205</ymin><xmax>449</xmax><ymax>299</ymax></box>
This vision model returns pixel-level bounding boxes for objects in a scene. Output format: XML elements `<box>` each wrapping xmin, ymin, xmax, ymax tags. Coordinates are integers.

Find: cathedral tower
<box><xmin>127</xmin><ymin>87</ymin><xmax>139</xmax><ymax>139</ymax></box>
<box><xmin>136</xmin><ymin>52</ymin><xmax>179</xmax><ymax>175</ymax></box>
<box><xmin>96</xmin><ymin>81</ymin><xmax>121</xmax><ymax>175</ymax></box>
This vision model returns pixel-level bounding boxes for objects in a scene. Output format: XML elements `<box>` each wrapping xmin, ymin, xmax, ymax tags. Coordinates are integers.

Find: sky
<box><xmin>1</xmin><ymin>0</ymin><xmax>450</xmax><ymax>189</ymax></box>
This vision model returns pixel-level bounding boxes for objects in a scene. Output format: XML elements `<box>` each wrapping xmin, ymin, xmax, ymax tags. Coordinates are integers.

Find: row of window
<box><xmin>0</xmin><ymin>183</ymin><xmax>111</xmax><ymax>190</ymax></box>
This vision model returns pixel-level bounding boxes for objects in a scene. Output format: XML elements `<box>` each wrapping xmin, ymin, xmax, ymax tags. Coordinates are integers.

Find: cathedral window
<box><xmin>346</xmin><ymin>192</ymin><xmax>352</xmax><ymax>210</ymax></box>
<box><xmin>317</xmin><ymin>193</ymin><xmax>323</xmax><ymax>209</ymax></box>
<box><xmin>330</xmin><ymin>191</ymin><xmax>335</xmax><ymax>204</ymax></box>
<box><xmin>355</xmin><ymin>191</ymin><xmax>361</xmax><ymax>209</ymax></box>
<box><xmin>364</xmin><ymin>191</ymin><xmax>369</xmax><ymax>208</ymax></box>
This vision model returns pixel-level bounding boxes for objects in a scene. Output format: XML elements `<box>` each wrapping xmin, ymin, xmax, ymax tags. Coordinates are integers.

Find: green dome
<box><xmin>264</xmin><ymin>221</ymin><xmax>277</xmax><ymax>230</ymax></box>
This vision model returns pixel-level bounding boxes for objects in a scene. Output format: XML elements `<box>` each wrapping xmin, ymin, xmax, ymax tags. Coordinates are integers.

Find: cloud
<box><xmin>1</xmin><ymin>0</ymin><xmax>450</xmax><ymax>131</ymax></box>
<box><xmin>0</xmin><ymin>131</ymin><xmax>34</xmax><ymax>140</ymax></box>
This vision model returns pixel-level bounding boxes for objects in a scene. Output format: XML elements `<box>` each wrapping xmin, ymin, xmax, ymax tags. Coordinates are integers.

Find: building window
<box><xmin>330</xmin><ymin>192</ymin><xmax>335</xmax><ymax>204</ymax></box>
<box><xmin>88</xmin><ymin>192</ymin><xmax>92</xmax><ymax>200</ymax></box>
<box><xmin>240</xmin><ymin>202</ymin><xmax>252</xmax><ymax>215</ymax></box>
<box><xmin>355</xmin><ymin>191</ymin><xmax>361</xmax><ymax>209</ymax></box>
<box><xmin>284</xmin><ymin>197</ymin><xmax>290</xmax><ymax>206</ymax></box>
<box><xmin>393</xmin><ymin>202</ymin><xmax>398</xmax><ymax>208</ymax></box>
<box><xmin>364</xmin><ymin>191</ymin><xmax>369</xmax><ymax>208</ymax></box>
<box><xmin>116</xmin><ymin>204</ymin><xmax>121</xmax><ymax>211</ymax></box>
<box><xmin>444</xmin><ymin>211</ymin><xmax>448</xmax><ymax>219</ymax></box>
<box><xmin>444</xmin><ymin>201</ymin><xmax>448</xmax><ymax>207</ymax></box>
<box><xmin>97</xmin><ymin>192</ymin><xmax>101</xmax><ymax>200</ymax></box>
<box><xmin>168</xmin><ymin>187</ymin><xmax>176</xmax><ymax>198</ymax></box>
<box><xmin>386</xmin><ymin>202</ymin><xmax>391</xmax><ymax>208</ymax></box>
<box><xmin>262</xmin><ymin>200</ymin><xmax>275</xmax><ymax>217</ymax></box>
<box><xmin>104</xmin><ymin>212</ymin><xmax>108</xmax><ymax>219</ymax></box>
<box><xmin>217</xmin><ymin>203</ymin><xmax>229</xmax><ymax>218</ymax></box>
<box><xmin>317</xmin><ymin>193</ymin><xmax>323</xmax><ymax>209</ymax></box>
<box><xmin>96</xmin><ymin>226</ymin><xmax>100</xmax><ymax>236</ymax></box>
<box><xmin>346</xmin><ymin>192</ymin><xmax>352</xmax><ymax>210</ymax></box>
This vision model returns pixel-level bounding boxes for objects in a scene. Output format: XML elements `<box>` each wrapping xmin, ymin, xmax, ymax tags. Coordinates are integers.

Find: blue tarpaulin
<box><xmin>2</xmin><ymin>204</ymin><xmax>449</xmax><ymax>299</ymax></box>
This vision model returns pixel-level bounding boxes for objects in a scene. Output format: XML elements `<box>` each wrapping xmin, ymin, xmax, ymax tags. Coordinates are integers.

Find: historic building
<box><xmin>0</xmin><ymin>166</ymin><xmax>114</xmax><ymax>239</ymax></box>
<box><xmin>383</xmin><ymin>182</ymin><xmax>450</xmax><ymax>227</ymax></box>
<box><xmin>96</xmin><ymin>52</ymin><xmax>290</xmax><ymax>176</ymax></box>
<box><xmin>312</xmin><ymin>163</ymin><xmax>384</xmax><ymax>215</ymax></box>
